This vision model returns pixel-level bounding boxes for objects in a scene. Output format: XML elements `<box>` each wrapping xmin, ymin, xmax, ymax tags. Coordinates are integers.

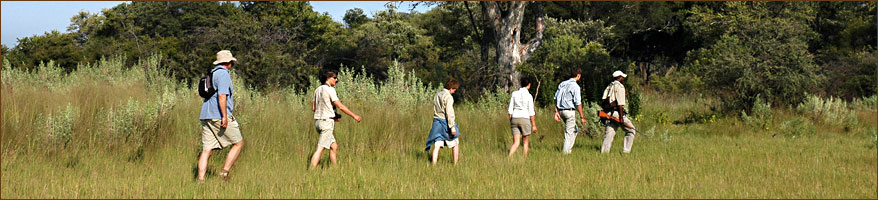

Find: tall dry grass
<box><xmin>1</xmin><ymin>56</ymin><xmax>875</xmax><ymax>198</ymax></box>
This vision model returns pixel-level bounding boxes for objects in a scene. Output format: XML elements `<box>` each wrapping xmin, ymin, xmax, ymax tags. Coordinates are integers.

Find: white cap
<box><xmin>612</xmin><ymin>70</ymin><xmax>627</xmax><ymax>78</ymax></box>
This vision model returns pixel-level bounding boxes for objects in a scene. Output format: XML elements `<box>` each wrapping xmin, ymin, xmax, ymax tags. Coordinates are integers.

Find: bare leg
<box><xmin>522</xmin><ymin>135</ymin><xmax>530</xmax><ymax>157</ymax></box>
<box><xmin>222</xmin><ymin>140</ymin><xmax>244</xmax><ymax>172</ymax></box>
<box><xmin>452</xmin><ymin>145</ymin><xmax>460</xmax><ymax>165</ymax></box>
<box><xmin>310</xmin><ymin>146</ymin><xmax>325</xmax><ymax>168</ymax></box>
<box><xmin>197</xmin><ymin>149</ymin><xmax>213</xmax><ymax>181</ymax></box>
<box><xmin>431</xmin><ymin>145</ymin><xmax>440</xmax><ymax>165</ymax></box>
<box><xmin>329</xmin><ymin>142</ymin><xmax>338</xmax><ymax>165</ymax></box>
<box><xmin>508</xmin><ymin>134</ymin><xmax>521</xmax><ymax>157</ymax></box>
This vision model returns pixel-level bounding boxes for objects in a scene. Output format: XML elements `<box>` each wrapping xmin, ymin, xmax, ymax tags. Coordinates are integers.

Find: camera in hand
<box><xmin>331</xmin><ymin>104</ymin><xmax>342</xmax><ymax>120</ymax></box>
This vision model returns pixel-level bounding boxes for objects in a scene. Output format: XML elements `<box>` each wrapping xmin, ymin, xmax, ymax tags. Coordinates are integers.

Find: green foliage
<box><xmin>740</xmin><ymin>96</ymin><xmax>773</xmax><ymax>130</ymax></box>
<box><xmin>526</xmin><ymin>17</ymin><xmax>641</xmax><ymax>116</ymax></box>
<box><xmin>851</xmin><ymin>95</ymin><xmax>877</xmax><ymax>111</ymax></box>
<box><xmin>346</xmin><ymin>6</ymin><xmax>439</xmax><ymax>80</ymax></box>
<box><xmin>43</xmin><ymin>104</ymin><xmax>77</xmax><ymax>146</ymax></box>
<box><xmin>7</xmin><ymin>30</ymin><xmax>82</xmax><ymax>71</ymax></box>
<box><xmin>343</xmin><ymin>8</ymin><xmax>369</xmax><ymax>28</ymax></box>
<box><xmin>796</xmin><ymin>94</ymin><xmax>859</xmax><ymax>130</ymax></box>
<box><xmin>648</xmin><ymin>72</ymin><xmax>705</xmax><ymax>93</ymax></box>
<box><xmin>821</xmin><ymin>49</ymin><xmax>877</xmax><ymax>99</ymax></box>
<box><xmin>686</xmin><ymin>2</ymin><xmax>822</xmax><ymax>110</ymax></box>
<box><xmin>778</xmin><ymin>116</ymin><xmax>816</xmax><ymax>138</ymax></box>
<box><xmin>3</xmin><ymin>1</ymin><xmax>876</xmax><ymax>109</ymax></box>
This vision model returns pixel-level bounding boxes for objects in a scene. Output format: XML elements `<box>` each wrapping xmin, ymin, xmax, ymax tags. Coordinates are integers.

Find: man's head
<box><xmin>445</xmin><ymin>78</ymin><xmax>460</xmax><ymax>94</ymax></box>
<box><xmin>570</xmin><ymin>68</ymin><xmax>582</xmax><ymax>81</ymax></box>
<box><xmin>520</xmin><ymin>77</ymin><xmax>532</xmax><ymax>89</ymax></box>
<box><xmin>320</xmin><ymin>71</ymin><xmax>338</xmax><ymax>86</ymax></box>
<box><xmin>213</xmin><ymin>50</ymin><xmax>237</xmax><ymax>69</ymax></box>
<box><xmin>612</xmin><ymin>70</ymin><xmax>627</xmax><ymax>82</ymax></box>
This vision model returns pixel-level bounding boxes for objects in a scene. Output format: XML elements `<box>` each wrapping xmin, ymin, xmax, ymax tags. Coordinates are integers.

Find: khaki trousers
<box><xmin>560</xmin><ymin>110</ymin><xmax>577</xmax><ymax>154</ymax></box>
<box><xmin>602</xmin><ymin>111</ymin><xmax>635</xmax><ymax>153</ymax></box>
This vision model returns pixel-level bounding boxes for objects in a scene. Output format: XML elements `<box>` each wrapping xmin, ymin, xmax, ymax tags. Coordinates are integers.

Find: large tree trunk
<box><xmin>481</xmin><ymin>1</ymin><xmax>545</xmax><ymax>90</ymax></box>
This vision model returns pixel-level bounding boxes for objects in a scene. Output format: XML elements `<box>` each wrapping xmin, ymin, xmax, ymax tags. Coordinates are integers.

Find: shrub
<box><xmin>796</xmin><ymin>94</ymin><xmax>859</xmax><ymax>130</ymax></box>
<box><xmin>778</xmin><ymin>116</ymin><xmax>816</xmax><ymax>138</ymax></box>
<box><xmin>741</xmin><ymin>96</ymin><xmax>772</xmax><ymax>130</ymax></box>
<box><xmin>106</xmin><ymin>98</ymin><xmax>161</xmax><ymax>144</ymax></box>
<box><xmin>44</xmin><ymin>104</ymin><xmax>76</xmax><ymax>146</ymax></box>
<box><xmin>649</xmin><ymin>72</ymin><xmax>706</xmax><ymax>93</ymax></box>
<box><xmin>851</xmin><ymin>95</ymin><xmax>877</xmax><ymax>111</ymax></box>
<box><xmin>582</xmin><ymin>102</ymin><xmax>605</xmax><ymax>136</ymax></box>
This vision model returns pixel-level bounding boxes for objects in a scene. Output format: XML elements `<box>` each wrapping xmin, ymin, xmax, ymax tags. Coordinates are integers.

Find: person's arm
<box><xmin>574</xmin><ymin>86</ymin><xmax>585</xmax><ymax>125</ymax></box>
<box><xmin>215</xmin><ymin>70</ymin><xmax>232</xmax><ymax>128</ymax></box>
<box><xmin>508</xmin><ymin>93</ymin><xmax>515</xmax><ymax>119</ymax></box>
<box><xmin>332</xmin><ymin>101</ymin><xmax>361</xmax><ymax>122</ymax></box>
<box><xmin>530</xmin><ymin>115</ymin><xmax>538</xmax><ymax>133</ymax></box>
<box><xmin>553</xmin><ymin>86</ymin><xmax>561</xmax><ymax>121</ymax></box>
<box><xmin>311</xmin><ymin>100</ymin><xmax>316</xmax><ymax>112</ymax></box>
<box><xmin>445</xmin><ymin>95</ymin><xmax>457</xmax><ymax>135</ymax></box>
<box><xmin>528</xmin><ymin>93</ymin><xmax>537</xmax><ymax>132</ymax></box>
<box><xmin>219</xmin><ymin>94</ymin><xmax>229</xmax><ymax>128</ymax></box>
<box><xmin>554</xmin><ymin>107</ymin><xmax>561</xmax><ymax>122</ymax></box>
<box><xmin>577</xmin><ymin>104</ymin><xmax>586</xmax><ymax>126</ymax></box>
<box><xmin>615</xmin><ymin>84</ymin><xmax>627</xmax><ymax>119</ymax></box>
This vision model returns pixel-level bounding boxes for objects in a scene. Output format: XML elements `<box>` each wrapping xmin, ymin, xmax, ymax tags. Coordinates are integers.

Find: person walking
<box><xmin>197</xmin><ymin>50</ymin><xmax>244</xmax><ymax>182</ymax></box>
<box><xmin>508</xmin><ymin>77</ymin><xmax>537</xmax><ymax>157</ymax></box>
<box><xmin>553</xmin><ymin>68</ymin><xmax>587</xmax><ymax>154</ymax></box>
<box><xmin>310</xmin><ymin>71</ymin><xmax>362</xmax><ymax>168</ymax></box>
<box><xmin>601</xmin><ymin>71</ymin><xmax>636</xmax><ymax>153</ymax></box>
<box><xmin>426</xmin><ymin>78</ymin><xmax>461</xmax><ymax>165</ymax></box>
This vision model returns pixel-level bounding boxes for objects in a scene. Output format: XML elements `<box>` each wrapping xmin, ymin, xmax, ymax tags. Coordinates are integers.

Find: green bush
<box><xmin>778</xmin><ymin>116</ymin><xmax>816</xmax><ymax>138</ymax></box>
<box><xmin>740</xmin><ymin>96</ymin><xmax>773</xmax><ymax>130</ymax></box>
<box><xmin>648</xmin><ymin>72</ymin><xmax>706</xmax><ymax>93</ymax></box>
<box><xmin>796</xmin><ymin>94</ymin><xmax>859</xmax><ymax>130</ymax></box>
<box><xmin>851</xmin><ymin>95</ymin><xmax>877</xmax><ymax>111</ymax></box>
<box><xmin>43</xmin><ymin>104</ymin><xmax>76</xmax><ymax>146</ymax></box>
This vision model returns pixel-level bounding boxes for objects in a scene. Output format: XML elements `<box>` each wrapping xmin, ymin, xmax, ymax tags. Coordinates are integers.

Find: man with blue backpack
<box><xmin>196</xmin><ymin>50</ymin><xmax>244</xmax><ymax>182</ymax></box>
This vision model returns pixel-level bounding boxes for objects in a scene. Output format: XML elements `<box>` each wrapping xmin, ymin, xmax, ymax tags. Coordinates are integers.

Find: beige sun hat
<box><xmin>212</xmin><ymin>50</ymin><xmax>237</xmax><ymax>65</ymax></box>
<box><xmin>612</xmin><ymin>70</ymin><xmax>627</xmax><ymax>78</ymax></box>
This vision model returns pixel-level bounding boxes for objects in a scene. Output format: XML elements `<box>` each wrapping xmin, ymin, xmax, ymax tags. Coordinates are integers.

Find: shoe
<box><xmin>219</xmin><ymin>169</ymin><xmax>230</xmax><ymax>181</ymax></box>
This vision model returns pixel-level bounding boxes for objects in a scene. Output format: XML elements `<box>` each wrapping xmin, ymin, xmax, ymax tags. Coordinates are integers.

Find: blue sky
<box><xmin>1</xmin><ymin>1</ymin><xmax>434</xmax><ymax>47</ymax></box>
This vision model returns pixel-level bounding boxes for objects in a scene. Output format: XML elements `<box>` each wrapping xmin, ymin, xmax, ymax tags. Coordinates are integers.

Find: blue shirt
<box><xmin>199</xmin><ymin>65</ymin><xmax>234</xmax><ymax>119</ymax></box>
<box><xmin>554</xmin><ymin>78</ymin><xmax>582</xmax><ymax>109</ymax></box>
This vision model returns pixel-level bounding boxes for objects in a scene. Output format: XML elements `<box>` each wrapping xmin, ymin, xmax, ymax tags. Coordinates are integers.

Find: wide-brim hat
<box><xmin>612</xmin><ymin>70</ymin><xmax>627</xmax><ymax>78</ymax></box>
<box><xmin>213</xmin><ymin>50</ymin><xmax>237</xmax><ymax>65</ymax></box>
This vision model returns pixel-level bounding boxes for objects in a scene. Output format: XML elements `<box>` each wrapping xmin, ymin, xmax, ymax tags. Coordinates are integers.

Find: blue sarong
<box><xmin>425</xmin><ymin>118</ymin><xmax>461</xmax><ymax>151</ymax></box>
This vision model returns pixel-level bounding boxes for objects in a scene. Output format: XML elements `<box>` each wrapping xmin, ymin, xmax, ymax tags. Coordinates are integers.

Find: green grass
<box><xmin>1</xmin><ymin>58</ymin><xmax>876</xmax><ymax>198</ymax></box>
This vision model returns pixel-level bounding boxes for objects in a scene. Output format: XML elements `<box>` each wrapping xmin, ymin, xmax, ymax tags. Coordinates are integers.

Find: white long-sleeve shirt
<box><xmin>508</xmin><ymin>87</ymin><xmax>536</xmax><ymax>119</ymax></box>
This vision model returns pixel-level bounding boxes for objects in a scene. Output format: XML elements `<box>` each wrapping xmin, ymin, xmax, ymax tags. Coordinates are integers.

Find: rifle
<box><xmin>598</xmin><ymin>111</ymin><xmax>650</xmax><ymax>138</ymax></box>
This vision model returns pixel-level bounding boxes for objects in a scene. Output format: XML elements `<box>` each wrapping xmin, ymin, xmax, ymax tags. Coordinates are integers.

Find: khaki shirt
<box><xmin>313</xmin><ymin>85</ymin><xmax>340</xmax><ymax>119</ymax></box>
<box><xmin>432</xmin><ymin>89</ymin><xmax>457</xmax><ymax>131</ymax></box>
<box><xmin>602</xmin><ymin>80</ymin><xmax>627</xmax><ymax>107</ymax></box>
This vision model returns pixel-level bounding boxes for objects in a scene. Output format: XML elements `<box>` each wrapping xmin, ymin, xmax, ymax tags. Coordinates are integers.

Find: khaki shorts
<box><xmin>315</xmin><ymin>119</ymin><xmax>336</xmax><ymax>149</ymax></box>
<box><xmin>434</xmin><ymin>138</ymin><xmax>459</xmax><ymax>149</ymax></box>
<box><xmin>510</xmin><ymin>118</ymin><xmax>532</xmax><ymax>136</ymax></box>
<box><xmin>201</xmin><ymin>119</ymin><xmax>243</xmax><ymax>151</ymax></box>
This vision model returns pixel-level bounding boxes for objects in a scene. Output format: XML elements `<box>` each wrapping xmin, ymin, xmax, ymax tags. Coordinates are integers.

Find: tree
<box><xmin>7</xmin><ymin>30</ymin><xmax>82</xmax><ymax>71</ymax></box>
<box><xmin>685</xmin><ymin>2</ymin><xmax>821</xmax><ymax>110</ymax></box>
<box><xmin>343</xmin><ymin>8</ymin><xmax>369</xmax><ymax>28</ymax></box>
<box><xmin>480</xmin><ymin>1</ymin><xmax>545</xmax><ymax>90</ymax></box>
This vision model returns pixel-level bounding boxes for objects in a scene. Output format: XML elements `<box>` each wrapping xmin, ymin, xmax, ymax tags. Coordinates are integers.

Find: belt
<box><xmin>558</xmin><ymin>108</ymin><xmax>575</xmax><ymax>111</ymax></box>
